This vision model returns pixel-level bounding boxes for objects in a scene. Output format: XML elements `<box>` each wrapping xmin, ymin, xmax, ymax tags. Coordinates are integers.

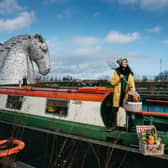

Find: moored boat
<box><xmin>0</xmin><ymin>86</ymin><xmax>168</xmax><ymax>154</ymax></box>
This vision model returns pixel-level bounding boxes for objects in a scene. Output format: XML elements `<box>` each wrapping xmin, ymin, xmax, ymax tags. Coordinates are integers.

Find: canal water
<box><xmin>0</xmin><ymin>103</ymin><xmax>168</xmax><ymax>168</ymax></box>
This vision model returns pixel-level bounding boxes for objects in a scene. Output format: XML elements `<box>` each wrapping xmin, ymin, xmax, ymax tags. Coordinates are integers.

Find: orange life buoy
<box><xmin>0</xmin><ymin>139</ymin><xmax>25</xmax><ymax>158</ymax></box>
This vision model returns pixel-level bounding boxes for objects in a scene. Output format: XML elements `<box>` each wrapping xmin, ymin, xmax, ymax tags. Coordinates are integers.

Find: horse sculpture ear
<box><xmin>34</xmin><ymin>34</ymin><xmax>44</xmax><ymax>43</ymax></box>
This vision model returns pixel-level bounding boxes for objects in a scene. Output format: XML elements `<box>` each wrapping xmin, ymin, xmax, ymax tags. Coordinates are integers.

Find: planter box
<box><xmin>139</xmin><ymin>142</ymin><xmax>164</xmax><ymax>156</ymax></box>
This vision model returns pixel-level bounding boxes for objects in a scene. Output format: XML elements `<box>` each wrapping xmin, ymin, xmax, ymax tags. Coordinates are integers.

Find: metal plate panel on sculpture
<box><xmin>0</xmin><ymin>34</ymin><xmax>50</xmax><ymax>85</ymax></box>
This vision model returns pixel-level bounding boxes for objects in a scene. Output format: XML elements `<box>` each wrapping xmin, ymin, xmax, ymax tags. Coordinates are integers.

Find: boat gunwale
<box><xmin>0</xmin><ymin>86</ymin><xmax>112</xmax><ymax>102</ymax></box>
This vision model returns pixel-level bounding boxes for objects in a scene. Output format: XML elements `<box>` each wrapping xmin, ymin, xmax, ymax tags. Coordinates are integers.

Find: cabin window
<box><xmin>6</xmin><ymin>95</ymin><xmax>23</xmax><ymax>110</ymax></box>
<box><xmin>46</xmin><ymin>99</ymin><xmax>69</xmax><ymax>117</ymax></box>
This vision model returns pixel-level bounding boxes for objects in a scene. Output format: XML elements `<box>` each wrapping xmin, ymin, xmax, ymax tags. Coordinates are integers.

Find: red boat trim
<box><xmin>0</xmin><ymin>86</ymin><xmax>112</xmax><ymax>102</ymax></box>
<box><xmin>77</xmin><ymin>87</ymin><xmax>114</xmax><ymax>93</ymax></box>
<box><xmin>127</xmin><ymin>111</ymin><xmax>168</xmax><ymax>116</ymax></box>
<box><xmin>0</xmin><ymin>86</ymin><xmax>114</xmax><ymax>94</ymax></box>
<box><xmin>145</xmin><ymin>99</ymin><xmax>168</xmax><ymax>104</ymax></box>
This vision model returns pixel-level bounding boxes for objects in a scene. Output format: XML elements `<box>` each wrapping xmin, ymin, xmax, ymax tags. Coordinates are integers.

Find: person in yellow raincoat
<box><xmin>108</xmin><ymin>58</ymin><xmax>135</xmax><ymax>131</ymax></box>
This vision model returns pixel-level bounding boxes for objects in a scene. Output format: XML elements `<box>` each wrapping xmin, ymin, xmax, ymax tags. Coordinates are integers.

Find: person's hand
<box><xmin>120</xmin><ymin>74</ymin><xmax>124</xmax><ymax>79</ymax></box>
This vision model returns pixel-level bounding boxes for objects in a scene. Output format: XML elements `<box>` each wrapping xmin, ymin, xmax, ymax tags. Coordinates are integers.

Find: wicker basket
<box><xmin>139</xmin><ymin>142</ymin><xmax>164</xmax><ymax>156</ymax></box>
<box><xmin>124</xmin><ymin>101</ymin><xmax>142</xmax><ymax>112</ymax></box>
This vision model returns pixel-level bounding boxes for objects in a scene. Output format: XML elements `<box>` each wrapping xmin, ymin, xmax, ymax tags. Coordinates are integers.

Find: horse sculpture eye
<box><xmin>40</xmin><ymin>46</ymin><xmax>47</xmax><ymax>53</ymax></box>
<box><xmin>35</xmin><ymin>55</ymin><xmax>44</xmax><ymax>61</ymax></box>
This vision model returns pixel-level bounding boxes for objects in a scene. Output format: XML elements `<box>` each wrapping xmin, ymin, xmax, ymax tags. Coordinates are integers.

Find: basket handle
<box><xmin>153</xmin><ymin>127</ymin><xmax>157</xmax><ymax>139</ymax></box>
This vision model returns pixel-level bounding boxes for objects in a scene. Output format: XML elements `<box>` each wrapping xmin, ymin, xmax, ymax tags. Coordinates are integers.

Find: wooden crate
<box><xmin>139</xmin><ymin>142</ymin><xmax>164</xmax><ymax>156</ymax></box>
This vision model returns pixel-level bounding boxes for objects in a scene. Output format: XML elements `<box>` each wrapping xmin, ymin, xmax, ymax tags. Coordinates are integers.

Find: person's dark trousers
<box><xmin>107</xmin><ymin>107</ymin><xmax>118</xmax><ymax>128</ymax></box>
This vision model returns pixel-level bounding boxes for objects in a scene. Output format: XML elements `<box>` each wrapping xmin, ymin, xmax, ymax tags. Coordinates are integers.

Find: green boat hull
<box><xmin>0</xmin><ymin>110</ymin><xmax>168</xmax><ymax>152</ymax></box>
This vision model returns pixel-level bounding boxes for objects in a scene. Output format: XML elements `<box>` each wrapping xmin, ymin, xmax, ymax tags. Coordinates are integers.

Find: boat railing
<box><xmin>137</xmin><ymin>88</ymin><xmax>168</xmax><ymax>95</ymax></box>
<box><xmin>144</xmin><ymin>99</ymin><xmax>168</xmax><ymax>104</ymax></box>
<box><xmin>134</xmin><ymin>111</ymin><xmax>168</xmax><ymax>117</ymax></box>
<box><xmin>125</xmin><ymin>110</ymin><xmax>168</xmax><ymax>132</ymax></box>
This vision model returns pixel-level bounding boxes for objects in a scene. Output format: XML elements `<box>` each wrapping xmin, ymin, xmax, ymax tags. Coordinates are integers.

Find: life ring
<box><xmin>0</xmin><ymin>139</ymin><xmax>25</xmax><ymax>158</ymax></box>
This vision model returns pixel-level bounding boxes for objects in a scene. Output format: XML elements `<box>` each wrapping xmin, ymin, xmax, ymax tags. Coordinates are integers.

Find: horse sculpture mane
<box><xmin>0</xmin><ymin>34</ymin><xmax>50</xmax><ymax>85</ymax></box>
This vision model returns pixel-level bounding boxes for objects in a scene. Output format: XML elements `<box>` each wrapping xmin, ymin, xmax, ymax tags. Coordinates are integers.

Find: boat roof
<box><xmin>0</xmin><ymin>86</ymin><xmax>114</xmax><ymax>102</ymax></box>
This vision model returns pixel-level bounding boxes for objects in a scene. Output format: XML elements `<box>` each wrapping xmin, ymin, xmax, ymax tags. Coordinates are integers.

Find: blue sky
<box><xmin>0</xmin><ymin>0</ymin><xmax>168</xmax><ymax>79</ymax></box>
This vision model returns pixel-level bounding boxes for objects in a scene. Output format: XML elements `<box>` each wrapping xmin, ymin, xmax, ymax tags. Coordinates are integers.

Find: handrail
<box><xmin>145</xmin><ymin>99</ymin><xmax>168</xmax><ymax>104</ymax></box>
<box><xmin>127</xmin><ymin>111</ymin><xmax>168</xmax><ymax>116</ymax></box>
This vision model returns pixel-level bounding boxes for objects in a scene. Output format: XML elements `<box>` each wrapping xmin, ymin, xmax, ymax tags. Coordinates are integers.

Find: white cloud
<box><xmin>118</xmin><ymin>0</ymin><xmax>137</xmax><ymax>4</ymax></box>
<box><xmin>45</xmin><ymin>34</ymin><xmax>161</xmax><ymax>79</ymax></box>
<box><xmin>43</xmin><ymin>0</ymin><xmax>68</xmax><ymax>4</ymax></box>
<box><xmin>46</xmin><ymin>38</ymin><xmax>59</xmax><ymax>51</ymax></box>
<box><xmin>161</xmin><ymin>40</ymin><xmax>168</xmax><ymax>44</ymax></box>
<box><xmin>0</xmin><ymin>0</ymin><xmax>23</xmax><ymax>14</ymax></box>
<box><xmin>106</xmin><ymin>0</ymin><xmax>168</xmax><ymax>10</ymax></box>
<box><xmin>93</xmin><ymin>12</ymin><xmax>101</xmax><ymax>17</ymax></box>
<box><xmin>72</xmin><ymin>31</ymin><xmax>141</xmax><ymax>46</ymax></box>
<box><xmin>48</xmin><ymin>47</ymin><xmax>117</xmax><ymax>79</ymax></box>
<box><xmin>56</xmin><ymin>8</ymin><xmax>72</xmax><ymax>19</ymax></box>
<box><xmin>69</xmin><ymin>46</ymin><xmax>110</xmax><ymax>59</ymax></box>
<box><xmin>47</xmin><ymin>39</ymin><xmax>153</xmax><ymax>79</ymax></box>
<box><xmin>140</xmin><ymin>0</ymin><xmax>168</xmax><ymax>10</ymax></box>
<box><xmin>44</xmin><ymin>35</ymin><xmax>161</xmax><ymax>79</ymax></box>
<box><xmin>104</xmin><ymin>31</ymin><xmax>140</xmax><ymax>44</ymax></box>
<box><xmin>51</xmin><ymin>46</ymin><xmax>120</xmax><ymax>69</ymax></box>
<box><xmin>72</xmin><ymin>36</ymin><xmax>100</xmax><ymax>46</ymax></box>
<box><xmin>147</xmin><ymin>26</ymin><xmax>161</xmax><ymax>33</ymax></box>
<box><xmin>0</xmin><ymin>12</ymin><xmax>34</xmax><ymax>33</ymax></box>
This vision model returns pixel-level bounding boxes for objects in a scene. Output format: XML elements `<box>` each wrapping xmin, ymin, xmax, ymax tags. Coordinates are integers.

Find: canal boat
<box><xmin>0</xmin><ymin>86</ymin><xmax>168</xmax><ymax>155</ymax></box>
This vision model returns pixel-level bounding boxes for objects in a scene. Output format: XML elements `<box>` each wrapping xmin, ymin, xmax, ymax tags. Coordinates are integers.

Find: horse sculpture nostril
<box><xmin>39</xmin><ymin>68</ymin><xmax>50</xmax><ymax>75</ymax></box>
<box><xmin>43</xmin><ymin>68</ymin><xmax>50</xmax><ymax>75</ymax></box>
<box><xmin>46</xmin><ymin>68</ymin><xmax>50</xmax><ymax>74</ymax></box>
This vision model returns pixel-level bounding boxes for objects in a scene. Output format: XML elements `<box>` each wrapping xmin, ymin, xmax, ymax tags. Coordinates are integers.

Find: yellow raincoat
<box><xmin>111</xmin><ymin>71</ymin><xmax>135</xmax><ymax>107</ymax></box>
